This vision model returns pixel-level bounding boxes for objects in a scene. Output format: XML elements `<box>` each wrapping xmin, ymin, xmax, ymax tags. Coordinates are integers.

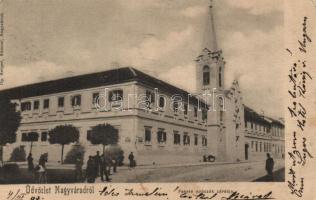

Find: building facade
<box><xmin>0</xmin><ymin>2</ymin><xmax>284</xmax><ymax>165</ymax></box>
<box><xmin>244</xmin><ymin>106</ymin><xmax>285</xmax><ymax>161</ymax></box>
<box><xmin>1</xmin><ymin>68</ymin><xmax>212</xmax><ymax>165</ymax></box>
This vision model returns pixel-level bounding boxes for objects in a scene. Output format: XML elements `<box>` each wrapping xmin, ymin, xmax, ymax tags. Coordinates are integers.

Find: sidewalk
<box><xmin>117</xmin><ymin>160</ymin><xmax>257</xmax><ymax>170</ymax></box>
<box><xmin>15</xmin><ymin>159</ymin><xmax>257</xmax><ymax>170</ymax></box>
<box><xmin>10</xmin><ymin>159</ymin><xmax>285</xmax><ymax>183</ymax></box>
<box><xmin>94</xmin><ymin>159</ymin><xmax>285</xmax><ymax>182</ymax></box>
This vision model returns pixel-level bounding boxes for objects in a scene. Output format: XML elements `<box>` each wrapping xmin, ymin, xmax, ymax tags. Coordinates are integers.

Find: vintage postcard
<box><xmin>0</xmin><ymin>0</ymin><xmax>315</xmax><ymax>199</ymax></box>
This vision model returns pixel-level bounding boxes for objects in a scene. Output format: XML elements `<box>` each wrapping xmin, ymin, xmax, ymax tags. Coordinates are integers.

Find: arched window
<box><xmin>159</xmin><ymin>96</ymin><xmax>165</xmax><ymax>108</ymax></box>
<box><xmin>203</xmin><ymin>65</ymin><xmax>210</xmax><ymax>85</ymax></box>
<box><xmin>219</xmin><ymin>67</ymin><xmax>222</xmax><ymax>87</ymax></box>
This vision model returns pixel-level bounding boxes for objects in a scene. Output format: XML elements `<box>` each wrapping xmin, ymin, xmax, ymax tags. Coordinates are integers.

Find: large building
<box><xmin>244</xmin><ymin>106</ymin><xmax>285</xmax><ymax>161</ymax></box>
<box><xmin>0</xmin><ymin>2</ymin><xmax>284</xmax><ymax>165</ymax></box>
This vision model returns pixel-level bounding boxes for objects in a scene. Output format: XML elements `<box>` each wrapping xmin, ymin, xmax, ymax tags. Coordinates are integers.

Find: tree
<box><xmin>26</xmin><ymin>132</ymin><xmax>39</xmax><ymax>154</ymax></box>
<box><xmin>48</xmin><ymin>125</ymin><xmax>79</xmax><ymax>164</ymax></box>
<box><xmin>88</xmin><ymin>123</ymin><xmax>119</xmax><ymax>153</ymax></box>
<box><xmin>64</xmin><ymin>144</ymin><xmax>85</xmax><ymax>164</ymax></box>
<box><xmin>0</xmin><ymin>96</ymin><xmax>21</xmax><ymax>163</ymax></box>
<box><xmin>9</xmin><ymin>146</ymin><xmax>26</xmax><ymax>162</ymax></box>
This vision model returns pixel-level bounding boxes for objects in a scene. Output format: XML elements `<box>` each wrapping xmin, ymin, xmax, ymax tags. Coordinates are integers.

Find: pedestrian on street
<box><xmin>27</xmin><ymin>153</ymin><xmax>34</xmax><ymax>172</ymax></box>
<box><xmin>39</xmin><ymin>153</ymin><xmax>48</xmax><ymax>168</ymax></box>
<box><xmin>203</xmin><ymin>155</ymin><xmax>207</xmax><ymax>162</ymax></box>
<box><xmin>75</xmin><ymin>153</ymin><xmax>83</xmax><ymax>182</ymax></box>
<box><xmin>86</xmin><ymin>156</ymin><xmax>96</xmax><ymax>183</ymax></box>
<box><xmin>128</xmin><ymin>152</ymin><xmax>135</xmax><ymax>169</ymax></box>
<box><xmin>99</xmin><ymin>154</ymin><xmax>105</xmax><ymax>181</ymax></box>
<box><xmin>94</xmin><ymin>151</ymin><xmax>101</xmax><ymax>177</ymax></box>
<box><xmin>112</xmin><ymin>155</ymin><xmax>117</xmax><ymax>173</ymax></box>
<box><xmin>38</xmin><ymin>153</ymin><xmax>48</xmax><ymax>183</ymax></box>
<box><xmin>100</xmin><ymin>154</ymin><xmax>110</xmax><ymax>182</ymax></box>
<box><xmin>265</xmin><ymin>153</ymin><xmax>274</xmax><ymax>181</ymax></box>
<box><xmin>106</xmin><ymin>154</ymin><xmax>113</xmax><ymax>175</ymax></box>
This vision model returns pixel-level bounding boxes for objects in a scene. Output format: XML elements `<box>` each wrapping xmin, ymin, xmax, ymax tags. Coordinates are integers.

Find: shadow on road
<box><xmin>253</xmin><ymin>168</ymin><xmax>285</xmax><ymax>182</ymax></box>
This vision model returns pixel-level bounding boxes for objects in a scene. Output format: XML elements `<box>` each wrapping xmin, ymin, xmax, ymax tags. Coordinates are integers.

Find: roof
<box><xmin>0</xmin><ymin>67</ymin><xmax>207</xmax><ymax>108</ymax></box>
<box><xmin>244</xmin><ymin>105</ymin><xmax>284</xmax><ymax>127</ymax></box>
<box><xmin>265</xmin><ymin>117</ymin><xmax>284</xmax><ymax>127</ymax></box>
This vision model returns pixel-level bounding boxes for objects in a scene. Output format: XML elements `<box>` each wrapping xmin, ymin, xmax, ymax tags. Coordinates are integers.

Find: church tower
<box><xmin>196</xmin><ymin>0</ymin><xmax>227</xmax><ymax>161</ymax></box>
<box><xmin>196</xmin><ymin>0</ymin><xmax>225</xmax><ymax>94</ymax></box>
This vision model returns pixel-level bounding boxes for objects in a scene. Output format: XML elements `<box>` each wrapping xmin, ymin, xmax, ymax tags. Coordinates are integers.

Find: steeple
<box><xmin>195</xmin><ymin>0</ymin><xmax>225</xmax><ymax>94</ymax></box>
<box><xmin>204</xmin><ymin>0</ymin><xmax>218</xmax><ymax>52</ymax></box>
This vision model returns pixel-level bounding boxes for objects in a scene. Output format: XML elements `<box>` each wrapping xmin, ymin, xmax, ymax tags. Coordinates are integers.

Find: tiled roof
<box><xmin>0</xmin><ymin>67</ymin><xmax>207</xmax><ymax>108</ymax></box>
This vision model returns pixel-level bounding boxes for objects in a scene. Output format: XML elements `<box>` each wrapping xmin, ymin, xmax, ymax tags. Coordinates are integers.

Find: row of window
<box><xmin>21</xmin><ymin>131</ymin><xmax>48</xmax><ymax>142</ymax></box>
<box><xmin>250</xmin><ymin>141</ymin><xmax>284</xmax><ymax>154</ymax></box>
<box><xmin>19</xmin><ymin>89</ymin><xmax>207</xmax><ymax>121</ymax></box>
<box><xmin>144</xmin><ymin>127</ymin><xmax>207</xmax><ymax>146</ymax></box>
<box><xmin>19</xmin><ymin>89</ymin><xmax>196</xmax><ymax>110</ymax></box>
<box><xmin>245</xmin><ymin>121</ymin><xmax>271</xmax><ymax>133</ymax></box>
<box><xmin>245</xmin><ymin>122</ymin><xmax>284</xmax><ymax>137</ymax></box>
<box><xmin>251</xmin><ymin>141</ymin><xmax>271</xmax><ymax>153</ymax></box>
<box><xmin>271</xmin><ymin>127</ymin><xmax>284</xmax><ymax>137</ymax></box>
<box><xmin>19</xmin><ymin>90</ymin><xmax>125</xmax><ymax>112</ymax></box>
<box><xmin>173</xmin><ymin>102</ymin><xmax>207</xmax><ymax>120</ymax></box>
<box><xmin>145</xmin><ymin>90</ymin><xmax>207</xmax><ymax>120</ymax></box>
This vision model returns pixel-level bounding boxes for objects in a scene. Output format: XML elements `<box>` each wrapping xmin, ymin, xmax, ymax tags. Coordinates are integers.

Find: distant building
<box><xmin>0</xmin><ymin>2</ymin><xmax>284</xmax><ymax>165</ymax></box>
<box><xmin>244</xmin><ymin>106</ymin><xmax>285</xmax><ymax>160</ymax></box>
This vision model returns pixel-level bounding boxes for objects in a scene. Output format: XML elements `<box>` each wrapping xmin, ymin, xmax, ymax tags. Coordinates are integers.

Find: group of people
<box><xmin>84</xmin><ymin>151</ymin><xmax>136</xmax><ymax>183</ymax></box>
<box><xmin>86</xmin><ymin>151</ymin><xmax>136</xmax><ymax>183</ymax></box>
<box><xmin>26</xmin><ymin>151</ymin><xmax>136</xmax><ymax>183</ymax></box>
<box><xmin>26</xmin><ymin>151</ymin><xmax>275</xmax><ymax>182</ymax></box>
<box><xmin>85</xmin><ymin>151</ymin><xmax>116</xmax><ymax>183</ymax></box>
<box><xmin>27</xmin><ymin>153</ymin><xmax>48</xmax><ymax>183</ymax></box>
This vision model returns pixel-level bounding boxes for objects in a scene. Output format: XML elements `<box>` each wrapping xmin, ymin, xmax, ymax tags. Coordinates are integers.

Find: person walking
<box><xmin>86</xmin><ymin>156</ymin><xmax>96</xmax><ymax>183</ymax></box>
<box><xmin>105</xmin><ymin>154</ymin><xmax>113</xmax><ymax>175</ymax></box>
<box><xmin>112</xmin><ymin>154</ymin><xmax>117</xmax><ymax>173</ymax></box>
<box><xmin>75</xmin><ymin>153</ymin><xmax>83</xmax><ymax>182</ymax></box>
<box><xmin>38</xmin><ymin>153</ymin><xmax>48</xmax><ymax>183</ymax></box>
<box><xmin>265</xmin><ymin>153</ymin><xmax>274</xmax><ymax>181</ymax></box>
<box><xmin>27</xmin><ymin>153</ymin><xmax>34</xmax><ymax>172</ymax></box>
<box><xmin>100</xmin><ymin>154</ymin><xmax>110</xmax><ymax>182</ymax></box>
<box><xmin>128</xmin><ymin>152</ymin><xmax>135</xmax><ymax>169</ymax></box>
<box><xmin>94</xmin><ymin>151</ymin><xmax>101</xmax><ymax>177</ymax></box>
<box><xmin>99</xmin><ymin>154</ymin><xmax>105</xmax><ymax>181</ymax></box>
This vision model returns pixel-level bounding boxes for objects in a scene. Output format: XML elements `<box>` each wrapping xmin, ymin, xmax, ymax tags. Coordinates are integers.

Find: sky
<box><xmin>2</xmin><ymin>0</ymin><xmax>284</xmax><ymax>118</ymax></box>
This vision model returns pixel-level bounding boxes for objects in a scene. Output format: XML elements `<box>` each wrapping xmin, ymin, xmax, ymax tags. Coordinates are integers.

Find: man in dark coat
<box><xmin>27</xmin><ymin>153</ymin><xmax>34</xmax><ymax>171</ymax></box>
<box><xmin>86</xmin><ymin>156</ymin><xmax>96</xmax><ymax>183</ymax></box>
<box><xmin>128</xmin><ymin>152</ymin><xmax>135</xmax><ymax>169</ymax></box>
<box><xmin>265</xmin><ymin>153</ymin><xmax>274</xmax><ymax>180</ymax></box>
<box><xmin>75</xmin><ymin>153</ymin><xmax>83</xmax><ymax>182</ymax></box>
<box><xmin>94</xmin><ymin>151</ymin><xmax>101</xmax><ymax>177</ymax></box>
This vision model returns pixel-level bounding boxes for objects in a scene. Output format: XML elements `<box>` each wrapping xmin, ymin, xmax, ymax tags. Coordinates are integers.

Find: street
<box><xmin>95</xmin><ymin>159</ymin><xmax>285</xmax><ymax>182</ymax></box>
<box><xmin>253</xmin><ymin>168</ymin><xmax>285</xmax><ymax>182</ymax></box>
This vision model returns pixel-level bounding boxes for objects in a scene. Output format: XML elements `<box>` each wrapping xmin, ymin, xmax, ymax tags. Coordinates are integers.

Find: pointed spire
<box><xmin>203</xmin><ymin>0</ymin><xmax>218</xmax><ymax>52</ymax></box>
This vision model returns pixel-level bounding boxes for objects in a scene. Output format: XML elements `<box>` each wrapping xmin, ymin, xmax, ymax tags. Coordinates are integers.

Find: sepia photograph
<box><xmin>0</xmin><ymin>0</ymin><xmax>286</xmax><ymax>185</ymax></box>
